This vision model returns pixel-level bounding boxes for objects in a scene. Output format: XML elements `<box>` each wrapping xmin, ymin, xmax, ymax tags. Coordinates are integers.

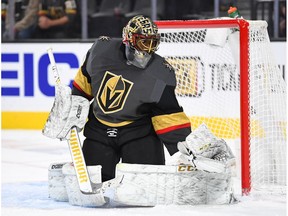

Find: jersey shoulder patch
<box><xmin>149</xmin><ymin>55</ymin><xmax>176</xmax><ymax>87</ymax></box>
<box><xmin>162</xmin><ymin>59</ymin><xmax>174</xmax><ymax>72</ymax></box>
<box><xmin>98</xmin><ymin>36</ymin><xmax>111</xmax><ymax>41</ymax></box>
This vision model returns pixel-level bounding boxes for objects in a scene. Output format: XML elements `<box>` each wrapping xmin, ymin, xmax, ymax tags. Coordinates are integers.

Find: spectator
<box><xmin>35</xmin><ymin>0</ymin><xmax>78</xmax><ymax>39</ymax></box>
<box><xmin>279</xmin><ymin>2</ymin><xmax>286</xmax><ymax>37</ymax></box>
<box><xmin>1</xmin><ymin>0</ymin><xmax>8</xmax><ymax>39</ymax></box>
<box><xmin>3</xmin><ymin>0</ymin><xmax>39</xmax><ymax>40</ymax></box>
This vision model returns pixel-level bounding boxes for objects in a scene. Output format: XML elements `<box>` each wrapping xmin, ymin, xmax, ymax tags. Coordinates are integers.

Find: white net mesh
<box><xmin>156</xmin><ymin>19</ymin><xmax>286</xmax><ymax>195</ymax></box>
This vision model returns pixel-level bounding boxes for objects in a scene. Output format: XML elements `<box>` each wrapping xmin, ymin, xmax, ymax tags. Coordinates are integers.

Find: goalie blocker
<box><xmin>42</xmin><ymin>84</ymin><xmax>90</xmax><ymax>140</ymax></box>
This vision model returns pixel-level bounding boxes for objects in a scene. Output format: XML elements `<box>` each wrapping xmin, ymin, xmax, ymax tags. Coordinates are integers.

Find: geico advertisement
<box><xmin>2</xmin><ymin>43</ymin><xmax>92</xmax><ymax>110</ymax></box>
<box><xmin>1</xmin><ymin>43</ymin><xmax>92</xmax><ymax>129</ymax></box>
<box><xmin>1</xmin><ymin>42</ymin><xmax>286</xmax><ymax>129</ymax></box>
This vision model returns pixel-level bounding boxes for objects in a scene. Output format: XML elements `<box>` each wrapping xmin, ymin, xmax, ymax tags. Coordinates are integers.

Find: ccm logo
<box><xmin>177</xmin><ymin>165</ymin><xmax>197</xmax><ymax>172</ymax></box>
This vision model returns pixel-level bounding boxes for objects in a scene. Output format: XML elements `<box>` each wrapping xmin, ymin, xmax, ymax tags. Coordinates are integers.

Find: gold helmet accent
<box><xmin>123</xmin><ymin>15</ymin><xmax>160</xmax><ymax>54</ymax></box>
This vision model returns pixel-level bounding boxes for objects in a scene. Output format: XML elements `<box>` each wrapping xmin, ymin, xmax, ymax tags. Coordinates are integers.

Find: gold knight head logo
<box><xmin>97</xmin><ymin>71</ymin><xmax>133</xmax><ymax>114</ymax></box>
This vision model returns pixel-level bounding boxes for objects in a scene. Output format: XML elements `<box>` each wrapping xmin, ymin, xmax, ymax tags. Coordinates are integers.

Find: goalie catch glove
<box><xmin>180</xmin><ymin>123</ymin><xmax>235</xmax><ymax>161</ymax></box>
<box><xmin>175</xmin><ymin>141</ymin><xmax>227</xmax><ymax>173</ymax></box>
<box><xmin>42</xmin><ymin>84</ymin><xmax>90</xmax><ymax>140</ymax></box>
<box><xmin>176</xmin><ymin>124</ymin><xmax>236</xmax><ymax>173</ymax></box>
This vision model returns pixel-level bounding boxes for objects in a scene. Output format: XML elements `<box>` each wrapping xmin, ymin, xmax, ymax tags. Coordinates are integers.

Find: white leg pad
<box><xmin>62</xmin><ymin>163</ymin><xmax>107</xmax><ymax>207</ymax></box>
<box><xmin>48</xmin><ymin>162</ymin><xmax>69</xmax><ymax>202</ymax></box>
<box><xmin>110</xmin><ymin>163</ymin><xmax>236</xmax><ymax>206</ymax></box>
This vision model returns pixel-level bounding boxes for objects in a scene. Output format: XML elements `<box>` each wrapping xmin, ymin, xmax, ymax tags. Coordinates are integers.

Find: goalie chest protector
<box><xmin>85</xmin><ymin>37</ymin><xmax>177</xmax><ymax>125</ymax></box>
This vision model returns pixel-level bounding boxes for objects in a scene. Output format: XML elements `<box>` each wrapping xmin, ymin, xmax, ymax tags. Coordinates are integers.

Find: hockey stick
<box><xmin>47</xmin><ymin>47</ymin><xmax>103</xmax><ymax>194</ymax></box>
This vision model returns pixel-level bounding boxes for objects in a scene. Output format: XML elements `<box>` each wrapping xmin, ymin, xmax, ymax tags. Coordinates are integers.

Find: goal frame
<box><xmin>155</xmin><ymin>19</ymin><xmax>251</xmax><ymax>195</ymax></box>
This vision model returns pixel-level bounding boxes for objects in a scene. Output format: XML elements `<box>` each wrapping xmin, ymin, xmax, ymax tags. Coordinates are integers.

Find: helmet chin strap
<box><xmin>125</xmin><ymin>45</ymin><xmax>152</xmax><ymax>69</ymax></box>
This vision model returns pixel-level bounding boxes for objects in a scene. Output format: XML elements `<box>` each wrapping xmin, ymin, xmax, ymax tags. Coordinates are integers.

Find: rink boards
<box><xmin>1</xmin><ymin>42</ymin><xmax>286</xmax><ymax>137</ymax></box>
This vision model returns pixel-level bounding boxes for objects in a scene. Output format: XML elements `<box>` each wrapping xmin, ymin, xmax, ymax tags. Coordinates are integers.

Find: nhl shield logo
<box><xmin>97</xmin><ymin>71</ymin><xmax>133</xmax><ymax>114</ymax></box>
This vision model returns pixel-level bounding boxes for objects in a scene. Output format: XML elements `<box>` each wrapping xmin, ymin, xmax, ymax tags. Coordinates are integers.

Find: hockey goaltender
<box><xmin>43</xmin><ymin>15</ymin><xmax>237</xmax><ymax>207</ymax></box>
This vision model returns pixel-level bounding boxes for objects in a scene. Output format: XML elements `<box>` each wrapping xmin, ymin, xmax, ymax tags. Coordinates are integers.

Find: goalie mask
<box><xmin>122</xmin><ymin>15</ymin><xmax>160</xmax><ymax>69</ymax></box>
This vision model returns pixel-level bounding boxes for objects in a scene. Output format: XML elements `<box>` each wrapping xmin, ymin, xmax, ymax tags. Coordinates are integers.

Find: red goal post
<box><xmin>155</xmin><ymin>19</ymin><xmax>286</xmax><ymax>195</ymax></box>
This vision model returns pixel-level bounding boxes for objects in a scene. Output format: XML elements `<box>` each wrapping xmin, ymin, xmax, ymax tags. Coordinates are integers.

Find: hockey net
<box><xmin>156</xmin><ymin>19</ymin><xmax>286</xmax><ymax>195</ymax></box>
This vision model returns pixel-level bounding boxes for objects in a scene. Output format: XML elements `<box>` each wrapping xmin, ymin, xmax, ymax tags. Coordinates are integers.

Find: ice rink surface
<box><xmin>1</xmin><ymin>130</ymin><xmax>286</xmax><ymax>216</ymax></box>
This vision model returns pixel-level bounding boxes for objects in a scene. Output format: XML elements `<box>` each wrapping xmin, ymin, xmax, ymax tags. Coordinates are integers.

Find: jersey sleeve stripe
<box><xmin>151</xmin><ymin>112</ymin><xmax>191</xmax><ymax>134</ymax></box>
<box><xmin>73</xmin><ymin>80</ymin><xmax>93</xmax><ymax>100</ymax></box>
<box><xmin>73</xmin><ymin>68</ymin><xmax>93</xmax><ymax>97</ymax></box>
<box><xmin>154</xmin><ymin>123</ymin><xmax>191</xmax><ymax>135</ymax></box>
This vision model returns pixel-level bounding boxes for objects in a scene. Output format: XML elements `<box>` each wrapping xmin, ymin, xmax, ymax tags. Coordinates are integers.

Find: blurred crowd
<box><xmin>1</xmin><ymin>0</ymin><xmax>286</xmax><ymax>40</ymax></box>
<box><xmin>2</xmin><ymin>0</ymin><xmax>79</xmax><ymax>39</ymax></box>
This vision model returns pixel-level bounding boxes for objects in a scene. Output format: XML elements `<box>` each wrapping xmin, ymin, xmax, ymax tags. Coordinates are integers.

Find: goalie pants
<box><xmin>82</xmin><ymin>115</ymin><xmax>165</xmax><ymax>182</ymax></box>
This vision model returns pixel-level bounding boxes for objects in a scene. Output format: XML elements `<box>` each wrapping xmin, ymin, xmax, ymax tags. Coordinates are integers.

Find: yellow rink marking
<box><xmin>2</xmin><ymin>112</ymin><xmax>286</xmax><ymax>139</ymax></box>
<box><xmin>1</xmin><ymin>112</ymin><xmax>48</xmax><ymax>130</ymax></box>
<box><xmin>189</xmin><ymin>116</ymin><xmax>265</xmax><ymax>139</ymax></box>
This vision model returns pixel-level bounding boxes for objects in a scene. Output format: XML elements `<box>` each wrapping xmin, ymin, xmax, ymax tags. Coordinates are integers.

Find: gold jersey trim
<box><xmin>96</xmin><ymin>117</ymin><xmax>134</xmax><ymax>127</ymax></box>
<box><xmin>152</xmin><ymin>112</ymin><xmax>190</xmax><ymax>132</ymax></box>
<box><xmin>74</xmin><ymin>68</ymin><xmax>92</xmax><ymax>96</ymax></box>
